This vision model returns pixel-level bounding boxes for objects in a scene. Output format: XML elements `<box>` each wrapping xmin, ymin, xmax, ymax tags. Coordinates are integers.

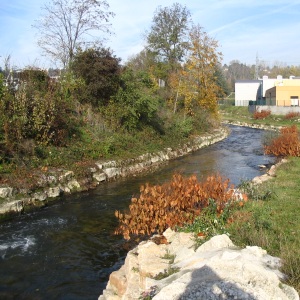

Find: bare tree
<box><xmin>33</xmin><ymin>0</ymin><xmax>115</xmax><ymax>67</ymax></box>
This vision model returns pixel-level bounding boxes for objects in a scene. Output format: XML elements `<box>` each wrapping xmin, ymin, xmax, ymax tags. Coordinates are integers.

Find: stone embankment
<box><xmin>0</xmin><ymin>127</ymin><xmax>228</xmax><ymax>217</ymax></box>
<box><xmin>222</xmin><ymin>120</ymin><xmax>280</xmax><ymax>131</ymax></box>
<box><xmin>99</xmin><ymin>230</ymin><xmax>299</xmax><ymax>300</ymax></box>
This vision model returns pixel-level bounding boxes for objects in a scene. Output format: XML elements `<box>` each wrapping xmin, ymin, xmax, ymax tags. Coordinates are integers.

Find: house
<box><xmin>235</xmin><ymin>75</ymin><xmax>300</xmax><ymax>107</ymax></box>
<box><xmin>265</xmin><ymin>79</ymin><xmax>300</xmax><ymax>106</ymax></box>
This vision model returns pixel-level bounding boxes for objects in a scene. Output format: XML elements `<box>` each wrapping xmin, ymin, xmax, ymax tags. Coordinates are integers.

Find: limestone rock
<box><xmin>47</xmin><ymin>187</ymin><xmax>62</xmax><ymax>198</ymax></box>
<box><xmin>93</xmin><ymin>172</ymin><xmax>107</xmax><ymax>182</ymax></box>
<box><xmin>99</xmin><ymin>231</ymin><xmax>299</xmax><ymax>300</ymax></box>
<box><xmin>0</xmin><ymin>187</ymin><xmax>14</xmax><ymax>198</ymax></box>
<box><xmin>103</xmin><ymin>167</ymin><xmax>121</xmax><ymax>179</ymax></box>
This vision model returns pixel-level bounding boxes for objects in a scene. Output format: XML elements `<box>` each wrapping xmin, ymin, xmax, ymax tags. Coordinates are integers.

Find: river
<box><xmin>0</xmin><ymin>125</ymin><xmax>275</xmax><ymax>300</ymax></box>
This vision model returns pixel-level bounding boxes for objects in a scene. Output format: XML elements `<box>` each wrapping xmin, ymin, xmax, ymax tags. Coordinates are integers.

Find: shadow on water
<box><xmin>0</xmin><ymin>125</ymin><xmax>275</xmax><ymax>299</ymax></box>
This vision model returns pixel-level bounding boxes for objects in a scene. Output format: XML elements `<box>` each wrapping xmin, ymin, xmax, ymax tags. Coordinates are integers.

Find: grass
<box><xmin>219</xmin><ymin>105</ymin><xmax>300</xmax><ymax>129</ymax></box>
<box><xmin>227</xmin><ymin>154</ymin><xmax>300</xmax><ymax>294</ymax></box>
<box><xmin>218</xmin><ymin>106</ymin><xmax>300</xmax><ymax>293</ymax></box>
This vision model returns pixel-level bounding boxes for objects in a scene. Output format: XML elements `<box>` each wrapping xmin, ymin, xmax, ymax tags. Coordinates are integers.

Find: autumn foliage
<box><xmin>114</xmin><ymin>173</ymin><xmax>235</xmax><ymax>240</ymax></box>
<box><xmin>284</xmin><ymin>112</ymin><xmax>300</xmax><ymax>120</ymax></box>
<box><xmin>264</xmin><ymin>125</ymin><xmax>300</xmax><ymax>157</ymax></box>
<box><xmin>253</xmin><ymin>109</ymin><xmax>271</xmax><ymax>119</ymax></box>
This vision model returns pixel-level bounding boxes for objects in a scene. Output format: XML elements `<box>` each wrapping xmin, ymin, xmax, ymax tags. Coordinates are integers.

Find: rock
<box><xmin>0</xmin><ymin>129</ymin><xmax>229</xmax><ymax>217</ymax></box>
<box><xmin>103</xmin><ymin>167</ymin><xmax>121</xmax><ymax>179</ymax></box>
<box><xmin>93</xmin><ymin>172</ymin><xmax>107</xmax><ymax>182</ymax></box>
<box><xmin>99</xmin><ymin>231</ymin><xmax>299</xmax><ymax>300</ymax></box>
<box><xmin>59</xmin><ymin>171</ymin><xmax>74</xmax><ymax>183</ymax></box>
<box><xmin>66</xmin><ymin>179</ymin><xmax>80</xmax><ymax>191</ymax></box>
<box><xmin>0</xmin><ymin>187</ymin><xmax>13</xmax><ymax>198</ymax></box>
<box><xmin>47</xmin><ymin>187</ymin><xmax>62</xmax><ymax>198</ymax></box>
<box><xmin>32</xmin><ymin>191</ymin><xmax>48</xmax><ymax>201</ymax></box>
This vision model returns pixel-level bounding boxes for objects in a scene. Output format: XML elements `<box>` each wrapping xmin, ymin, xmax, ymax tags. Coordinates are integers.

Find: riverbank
<box><xmin>0</xmin><ymin>127</ymin><xmax>229</xmax><ymax>219</ymax></box>
<box><xmin>219</xmin><ymin>107</ymin><xmax>300</xmax><ymax>294</ymax></box>
<box><xmin>99</xmin><ymin>230</ymin><xmax>299</xmax><ymax>300</ymax></box>
<box><xmin>99</xmin><ymin>156</ymin><xmax>300</xmax><ymax>300</ymax></box>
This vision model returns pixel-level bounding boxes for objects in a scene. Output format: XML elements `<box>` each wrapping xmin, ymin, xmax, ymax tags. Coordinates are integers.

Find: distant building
<box><xmin>235</xmin><ymin>75</ymin><xmax>300</xmax><ymax>107</ymax></box>
<box><xmin>235</xmin><ymin>80</ymin><xmax>262</xmax><ymax>106</ymax></box>
<box><xmin>266</xmin><ymin>78</ymin><xmax>300</xmax><ymax>106</ymax></box>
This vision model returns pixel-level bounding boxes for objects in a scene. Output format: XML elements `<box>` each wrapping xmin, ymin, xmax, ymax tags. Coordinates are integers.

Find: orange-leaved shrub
<box><xmin>284</xmin><ymin>112</ymin><xmax>300</xmax><ymax>120</ymax></box>
<box><xmin>253</xmin><ymin>109</ymin><xmax>271</xmax><ymax>119</ymax></box>
<box><xmin>264</xmin><ymin>125</ymin><xmax>300</xmax><ymax>157</ymax></box>
<box><xmin>114</xmin><ymin>173</ymin><xmax>234</xmax><ymax>240</ymax></box>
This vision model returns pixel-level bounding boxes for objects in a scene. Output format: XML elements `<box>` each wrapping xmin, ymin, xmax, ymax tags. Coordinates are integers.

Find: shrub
<box><xmin>284</xmin><ymin>112</ymin><xmax>300</xmax><ymax>120</ymax></box>
<box><xmin>264</xmin><ymin>125</ymin><xmax>300</xmax><ymax>157</ymax></box>
<box><xmin>71</xmin><ymin>47</ymin><xmax>121</xmax><ymax>107</ymax></box>
<box><xmin>253</xmin><ymin>109</ymin><xmax>271</xmax><ymax>119</ymax></box>
<box><xmin>114</xmin><ymin>173</ymin><xmax>234</xmax><ymax>240</ymax></box>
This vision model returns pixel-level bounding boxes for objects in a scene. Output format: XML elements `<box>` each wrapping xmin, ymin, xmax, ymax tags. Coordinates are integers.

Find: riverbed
<box><xmin>0</xmin><ymin>125</ymin><xmax>275</xmax><ymax>300</ymax></box>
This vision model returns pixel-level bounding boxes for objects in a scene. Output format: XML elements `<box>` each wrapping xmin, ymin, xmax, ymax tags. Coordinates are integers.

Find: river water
<box><xmin>0</xmin><ymin>125</ymin><xmax>275</xmax><ymax>300</ymax></box>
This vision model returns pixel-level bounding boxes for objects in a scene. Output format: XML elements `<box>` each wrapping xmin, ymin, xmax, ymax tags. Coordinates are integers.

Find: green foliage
<box><xmin>71</xmin><ymin>47</ymin><xmax>121</xmax><ymax>106</ymax></box>
<box><xmin>227</xmin><ymin>157</ymin><xmax>300</xmax><ymax>294</ymax></box>
<box><xmin>237</xmin><ymin>180</ymin><xmax>275</xmax><ymax>202</ymax></box>
<box><xmin>179</xmin><ymin>199</ymin><xmax>232</xmax><ymax>248</ymax></box>
<box><xmin>153</xmin><ymin>266</ymin><xmax>180</xmax><ymax>280</ymax></box>
<box><xmin>0</xmin><ymin>70</ymin><xmax>80</xmax><ymax>163</ymax></box>
<box><xmin>146</xmin><ymin>3</ymin><xmax>191</xmax><ymax>68</ymax></box>
<box><xmin>106</xmin><ymin>68</ymin><xmax>161</xmax><ymax>131</ymax></box>
<box><xmin>18</xmin><ymin>69</ymin><xmax>49</xmax><ymax>92</ymax></box>
<box><xmin>172</xmin><ymin>116</ymin><xmax>193</xmax><ymax>137</ymax></box>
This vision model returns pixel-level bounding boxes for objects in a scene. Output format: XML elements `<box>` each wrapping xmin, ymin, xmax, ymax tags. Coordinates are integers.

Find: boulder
<box><xmin>99</xmin><ymin>231</ymin><xmax>299</xmax><ymax>300</ymax></box>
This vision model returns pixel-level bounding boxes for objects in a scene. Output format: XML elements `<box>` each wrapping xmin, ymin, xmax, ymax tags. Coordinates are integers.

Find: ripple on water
<box><xmin>0</xmin><ymin>235</ymin><xmax>36</xmax><ymax>259</ymax></box>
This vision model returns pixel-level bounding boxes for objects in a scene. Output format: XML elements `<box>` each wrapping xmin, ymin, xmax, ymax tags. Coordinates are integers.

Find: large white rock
<box><xmin>99</xmin><ymin>231</ymin><xmax>299</xmax><ymax>300</ymax></box>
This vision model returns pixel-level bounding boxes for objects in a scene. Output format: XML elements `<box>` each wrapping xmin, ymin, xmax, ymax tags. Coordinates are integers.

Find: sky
<box><xmin>1</xmin><ymin>0</ymin><xmax>300</xmax><ymax>69</ymax></box>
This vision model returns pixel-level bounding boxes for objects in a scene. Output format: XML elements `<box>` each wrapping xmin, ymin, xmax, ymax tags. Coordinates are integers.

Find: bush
<box><xmin>253</xmin><ymin>109</ymin><xmax>271</xmax><ymax>119</ymax></box>
<box><xmin>114</xmin><ymin>173</ymin><xmax>235</xmax><ymax>240</ymax></box>
<box><xmin>107</xmin><ymin>68</ymin><xmax>161</xmax><ymax>131</ymax></box>
<box><xmin>71</xmin><ymin>47</ymin><xmax>121</xmax><ymax>107</ymax></box>
<box><xmin>264</xmin><ymin>125</ymin><xmax>300</xmax><ymax>157</ymax></box>
<box><xmin>284</xmin><ymin>112</ymin><xmax>300</xmax><ymax>120</ymax></box>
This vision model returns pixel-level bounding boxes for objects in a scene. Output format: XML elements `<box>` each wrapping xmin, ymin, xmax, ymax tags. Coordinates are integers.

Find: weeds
<box><xmin>153</xmin><ymin>267</ymin><xmax>180</xmax><ymax>280</ymax></box>
<box><xmin>179</xmin><ymin>199</ymin><xmax>233</xmax><ymax>248</ymax></box>
<box><xmin>253</xmin><ymin>109</ymin><xmax>271</xmax><ymax>120</ymax></box>
<box><xmin>237</xmin><ymin>180</ymin><xmax>275</xmax><ymax>201</ymax></box>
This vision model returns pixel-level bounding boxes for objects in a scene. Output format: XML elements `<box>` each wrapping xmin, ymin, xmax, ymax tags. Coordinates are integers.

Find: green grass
<box><xmin>219</xmin><ymin>105</ymin><xmax>300</xmax><ymax>129</ymax></box>
<box><xmin>228</xmin><ymin>158</ymin><xmax>300</xmax><ymax>293</ymax></box>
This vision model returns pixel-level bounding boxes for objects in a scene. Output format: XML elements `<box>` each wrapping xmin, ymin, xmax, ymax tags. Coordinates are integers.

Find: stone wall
<box><xmin>249</xmin><ymin>105</ymin><xmax>300</xmax><ymax>115</ymax></box>
<box><xmin>0</xmin><ymin>127</ymin><xmax>229</xmax><ymax>217</ymax></box>
<box><xmin>99</xmin><ymin>230</ymin><xmax>299</xmax><ymax>300</ymax></box>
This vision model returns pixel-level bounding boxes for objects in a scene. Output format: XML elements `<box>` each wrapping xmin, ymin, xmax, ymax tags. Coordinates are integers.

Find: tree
<box><xmin>34</xmin><ymin>0</ymin><xmax>115</xmax><ymax>67</ymax></box>
<box><xmin>214</xmin><ymin>64</ymin><xmax>231</xmax><ymax>98</ymax></box>
<box><xmin>145</xmin><ymin>3</ymin><xmax>191</xmax><ymax>70</ymax></box>
<box><xmin>105</xmin><ymin>68</ymin><xmax>160</xmax><ymax>131</ymax></box>
<box><xmin>175</xmin><ymin>25</ymin><xmax>222</xmax><ymax>115</ymax></box>
<box><xmin>71</xmin><ymin>47</ymin><xmax>121</xmax><ymax>106</ymax></box>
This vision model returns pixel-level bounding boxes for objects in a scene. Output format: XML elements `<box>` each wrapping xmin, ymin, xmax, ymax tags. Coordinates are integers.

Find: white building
<box><xmin>235</xmin><ymin>80</ymin><xmax>262</xmax><ymax>106</ymax></box>
<box><xmin>235</xmin><ymin>75</ymin><xmax>286</xmax><ymax>106</ymax></box>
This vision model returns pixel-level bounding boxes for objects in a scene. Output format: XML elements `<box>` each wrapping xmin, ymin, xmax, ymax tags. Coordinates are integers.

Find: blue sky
<box><xmin>1</xmin><ymin>0</ymin><xmax>300</xmax><ymax>69</ymax></box>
